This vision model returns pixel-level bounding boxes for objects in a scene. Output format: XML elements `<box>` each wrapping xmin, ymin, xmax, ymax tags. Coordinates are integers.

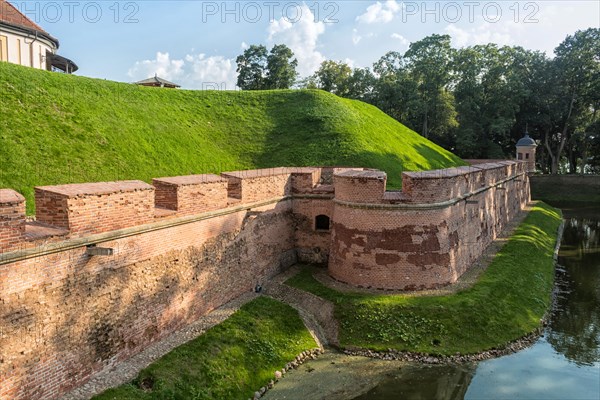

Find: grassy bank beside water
<box><xmin>286</xmin><ymin>202</ymin><xmax>563</xmax><ymax>355</ymax></box>
<box><xmin>94</xmin><ymin>297</ymin><xmax>316</xmax><ymax>400</ymax></box>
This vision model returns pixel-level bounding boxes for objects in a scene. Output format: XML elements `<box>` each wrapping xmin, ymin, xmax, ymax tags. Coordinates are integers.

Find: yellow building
<box><xmin>0</xmin><ymin>0</ymin><xmax>77</xmax><ymax>72</ymax></box>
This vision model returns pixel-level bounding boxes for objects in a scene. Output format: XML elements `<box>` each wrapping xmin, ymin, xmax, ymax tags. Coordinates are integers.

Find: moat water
<box><xmin>265</xmin><ymin>206</ymin><xmax>600</xmax><ymax>400</ymax></box>
<box><xmin>353</xmin><ymin>206</ymin><xmax>600</xmax><ymax>400</ymax></box>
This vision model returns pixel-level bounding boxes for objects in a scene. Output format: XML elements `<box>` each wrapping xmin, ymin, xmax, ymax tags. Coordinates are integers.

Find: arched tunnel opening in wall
<box><xmin>315</xmin><ymin>214</ymin><xmax>330</xmax><ymax>231</ymax></box>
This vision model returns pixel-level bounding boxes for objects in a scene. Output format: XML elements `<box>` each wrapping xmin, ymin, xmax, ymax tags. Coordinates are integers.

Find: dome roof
<box><xmin>516</xmin><ymin>134</ymin><xmax>536</xmax><ymax>147</ymax></box>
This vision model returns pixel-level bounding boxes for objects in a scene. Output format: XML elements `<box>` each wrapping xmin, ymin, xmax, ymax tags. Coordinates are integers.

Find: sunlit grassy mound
<box><xmin>0</xmin><ymin>62</ymin><xmax>464</xmax><ymax>213</ymax></box>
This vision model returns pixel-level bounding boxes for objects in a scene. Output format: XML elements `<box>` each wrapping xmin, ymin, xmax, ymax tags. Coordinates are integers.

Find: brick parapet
<box><xmin>401</xmin><ymin>161</ymin><xmax>526</xmax><ymax>204</ymax></box>
<box><xmin>34</xmin><ymin>181</ymin><xmax>155</xmax><ymax>236</ymax></box>
<box><xmin>328</xmin><ymin>160</ymin><xmax>530</xmax><ymax>290</ymax></box>
<box><xmin>153</xmin><ymin>174</ymin><xmax>228</xmax><ymax>216</ymax></box>
<box><xmin>333</xmin><ymin>170</ymin><xmax>387</xmax><ymax>204</ymax></box>
<box><xmin>221</xmin><ymin>167</ymin><xmax>327</xmax><ymax>202</ymax></box>
<box><xmin>0</xmin><ymin>189</ymin><xmax>26</xmax><ymax>252</ymax></box>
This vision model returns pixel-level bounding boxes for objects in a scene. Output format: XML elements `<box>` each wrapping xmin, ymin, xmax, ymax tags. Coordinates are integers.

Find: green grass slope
<box><xmin>0</xmin><ymin>62</ymin><xmax>465</xmax><ymax>212</ymax></box>
<box><xmin>93</xmin><ymin>297</ymin><xmax>317</xmax><ymax>400</ymax></box>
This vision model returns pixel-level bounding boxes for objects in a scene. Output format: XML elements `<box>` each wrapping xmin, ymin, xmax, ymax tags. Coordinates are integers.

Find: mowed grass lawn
<box><xmin>286</xmin><ymin>202</ymin><xmax>563</xmax><ymax>355</ymax></box>
<box><xmin>93</xmin><ymin>297</ymin><xmax>316</xmax><ymax>400</ymax></box>
<box><xmin>0</xmin><ymin>62</ymin><xmax>465</xmax><ymax>213</ymax></box>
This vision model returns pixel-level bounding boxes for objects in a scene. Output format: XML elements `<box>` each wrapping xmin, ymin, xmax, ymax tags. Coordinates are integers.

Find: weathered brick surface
<box><xmin>221</xmin><ymin>167</ymin><xmax>320</xmax><ymax>203</ymax></box>
<box><xmin>153</xmin><ymin>175</ymin><xmax>228</xmax><ymax>216</ymax></box>
<box><xmin>328</xmin><ymin>161</ymin><xmax>530</xmax><ymax>290</ymax></box>
<box><xmin>291</xmin><ymin>169</ymin><xmax>321</xmax><ymax>194</ymax></box>
<box><xmin>401</xmin><ymin>162</ymin><xmax>526</xmax><ymax>204</ymax></box>
<box><xmin>0</xmin><ymin>162</ymin><xmax>531</xmax><ymax>399</ymax></box>
<box><xmin>293</xmin><ymin>198</ymin><xmax>333</xmax><ymax>264</ymax></box>
<box><xmin>34</xmin><ymin>181</ymin><xmax>154</xmax><ymax>236</ymax></box>
<box><xmin>0</xmin><ymin>189</ymin><xmax>26</xmax><ymax>252</ymax></box>
<box><xmin>221</xmin><ymin>168</ymin><xmax>291</xmax><ymax>203</ymax></box>
<box><xmin>334</xmin><ymin>170</ymin><xmax>387</xmax><ymax>204</ymax></box>
<box><xmin>1</xmin><ymin>201</ymin><xmax>296</xmax><ymax>400</ymax></box>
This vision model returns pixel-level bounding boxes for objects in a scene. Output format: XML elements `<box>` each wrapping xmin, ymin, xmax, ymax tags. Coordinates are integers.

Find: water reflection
<box><xmin>547</xmin><ymin>217</ymin><xmax>600</xmax><ymax>366</ymax></box>
<box><xmin>465</xmin><ymin>338</ymin><xmax>600</xmax><ymax>399</ymax></box>
<box><xmin>352</xmin><ymin>212</ymin><xmax>600</xmax><ymax>400</ymax></box>
<box><xmin>353</xmin><ymin>365</ymin><xmax>475</xmax><ymax>400</ymax></box>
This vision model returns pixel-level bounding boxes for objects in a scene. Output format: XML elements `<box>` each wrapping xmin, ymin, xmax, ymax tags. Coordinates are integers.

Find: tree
<box><xmin>452</xmin><ymin>46</ymin><xmax>484</xmax><ymax>158</ymax></box>
<box><xmin>453</xmin><ymin>45</ymin><xmax>544</xmax><ymax>159</ymax></box>
<box><xmin>541</xmin><ymin>28</ymin><xmax>600</xmax><ymax>173</ymax></box>
<box><xmin>312</xmin><ymin>60</ymin><xmax>353</xmax><ymax>96</ymax></box>
<box><xmin>370</xmin><ymin>52</ymin><xmax>421</xmax><ymax>131</ymax></box>
<box><xmin>404</xmin><ymin>34</ymin><xmax>457</xmax><ymax>141</ymax></box>
<box><xmin>266</xmin><ymin>44</ymin><xmax>298</xmax><ymax>89</ymax></box>
<box><xmin>236</xmin><ymin>45</ymin><xmax>268</xmax><ymax>90</ymax></box>
<box><xmin>236</xmin><ymin>44</ymin><xmax>298</xmax><ymax>90</ymax></box>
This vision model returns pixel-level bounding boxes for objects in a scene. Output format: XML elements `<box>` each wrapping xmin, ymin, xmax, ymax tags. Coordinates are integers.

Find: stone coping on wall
<box><xmin>0</xmin><ymin>189</ymin><xmax>26</xmax><ymax>204</ymax></box>
<box><xmin>0</xmin><ymin>162</ymin><xmax>528</xmax><ymax>256</ymax></box>
<box><xmin>401</xmin><ymin>161</ymin><xmax>514</xmax><ymax>179</ymax></box>
<box><xmin>34</xmin><ymin>180</ymin><xmax>153</xmax><ymax>197</ymax></box>
<box><xmin>220</xmin><ymin>166</ymin><xmax>318</xmax><ymax>179</ymax></box>
<box><xmin>153</xmin><ymin>174</ymin><xmax>227</xmax><ymax>186</ymax></box>
<box><xmin>334</xmin><ymin>170</ymin><xmax>387</xmax><ymax>180</ymax></box>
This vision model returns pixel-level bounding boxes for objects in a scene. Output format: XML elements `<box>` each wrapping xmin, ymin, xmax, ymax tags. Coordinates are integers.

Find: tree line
<box><xmin>236</xmin><ymin>28</ymin><xmax>600</xmax><ymax>174</ymax></box>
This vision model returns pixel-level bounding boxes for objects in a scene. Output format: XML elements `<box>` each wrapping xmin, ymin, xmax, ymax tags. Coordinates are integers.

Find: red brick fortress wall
<box><xmin>0</xmin><ymin>162</ymin><xmax>531</xmax><ymax>399</ymax></box>
<box><xmin>0</xmin><ymin>169</ymin><xmax>311</xmax><ymax>400</ymax></box>
<box><xmin>328</xmin><ymin>161</ymin><xmax>530</xmax><ymax>290</ymax></box>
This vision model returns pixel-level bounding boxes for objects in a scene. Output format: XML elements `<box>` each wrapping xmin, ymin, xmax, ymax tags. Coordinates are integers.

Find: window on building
<box><xmin>29</xmin><ymin>43</ymin><xmax>34</xmax><ymax>67</ymax></box>
<box><xmin>525</xmin><ymin>153</ymin><xmax>530</xmax><ymax>159</ymax></box>
<box><xmin>518</xmin><ymin>153</ymin><xmax>523</xmax><ymax>160</ymax></box>
<box><xmin>315</xmin><ymin>215</ymin><xmax>330</xmax><ymax>231</ymax></box>
<box><xmin>0</xmin><ymin>36</ymin><xmax>8</xmax><ymax>62</ymax></box>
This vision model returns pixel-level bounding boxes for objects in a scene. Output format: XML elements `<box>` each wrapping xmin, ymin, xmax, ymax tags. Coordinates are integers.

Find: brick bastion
<box><xmin>0</xmin><ymin>161</ymin><xmax>530</xmax><ymax>399</ymax></box>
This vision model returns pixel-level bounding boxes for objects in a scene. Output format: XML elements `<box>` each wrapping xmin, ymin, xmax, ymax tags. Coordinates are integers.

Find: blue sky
<box><xmin>12</xmin><ymin>1</ymin><xmax>600</xmax><ymax>89</ymax></box>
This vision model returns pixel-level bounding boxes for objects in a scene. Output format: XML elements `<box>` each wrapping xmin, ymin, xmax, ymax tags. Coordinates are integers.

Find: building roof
<box><xmin>48</xmin><ymin>53</ymin><xmax>78</xmax><ymax>73</ymax></box>
<box><xmin>0</xmin><ymin>0</ymin><xmax>59</xmax><ymax>47</ymax></box>
<box><xmin>134</xmin><ymin>75</ymin><xmax>181</xmax><ymax>88</ymax></box>
<box><xmin>516</xmin><ymin>134</ymin><xmax>536</xmax><ymax>147</ymax></box>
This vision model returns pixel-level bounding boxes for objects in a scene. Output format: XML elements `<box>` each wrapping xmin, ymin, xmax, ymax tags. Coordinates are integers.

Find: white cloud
<box><xmin>445</xmin><ymin>25</ymin><xmax>471</xmax><ymax>48</ymax></box>
<box><xmin>344</xmin><ymin>58</ymin><xmax>357</xmax><ymax>68</ymax></box>
<box><xmin>356</xmin><ymin>0</ymin><xmax>401</xmax><ymax>24</ymax></box>
<box><xmin>185</xmin><ymin>54</ymin><xmax>237</xmax><ymax>89</ymax></box>
<box><xmin>444</xmin><ymin>23</ymin><xmax>515</xmax><ymax>48</ymax></box>
<box><xmin>128</xmin><ymin>52</ymin><xmax>185</xmax><ymax>82</ymax></box>
<box><xmin>441</xmin><ymin>2</ymin><xmax>600</xmax><ymax>54</ymax></box>
<box><xmin>128</xmin><ymin>52</ymin><xmax>237</xmax><ymax>90</ymax></box>
<box><xmin>390</xmin><ymin>33</ymin><xmax>409</xmax><ymax>46</ymax></box>
<box><xmin>267</xmin><ymin>3</ymin><xmax>326</xmax><ymax>76</ymax></box>
<box><xmin>352</xmin><ymin>29</ymin><xmax>362</xmax><ymax>45</ymax></box>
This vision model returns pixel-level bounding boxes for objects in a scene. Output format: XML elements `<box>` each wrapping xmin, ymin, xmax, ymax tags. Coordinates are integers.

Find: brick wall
<box><xmin>293</xmin><ymin>198</ymin><xmax>334</xmax><ymax>264</ymax></box>
<box><xmin>0</xmin><ymin>163</ymin><xmax>531</xmax><ymax>398</ymax></box>
<box><xmin>334</xmin><ymin>170</ymin><xmax>387</xmax><ymax>204</ymax></box>
<box><xmin>1</xmin><ymin>198</ymin><xmax>296</xmax><ymax>399</ymax></box>
<box><xmin>153</xmin><ymin>174</ymin><xmax>228</xmax><ymax>216</ymax></box>
<box><xmin>0</xmin><ymin>190</ymin><xmax>25</xmax><ymax>252</ymax></box>
<box><xmin>328</xmin><ymin>162</ymin><xmax>530</xmax><ymax>290</ymax></box>
<box><xmin>221</xmin><ymin>168</ymin><xmax>293</xmax><ymax>203</ymax></box>
<box><xmin>34</xmin><ymin>181</ymin><xmax>155</xmax><ymax>236</ymax></box>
